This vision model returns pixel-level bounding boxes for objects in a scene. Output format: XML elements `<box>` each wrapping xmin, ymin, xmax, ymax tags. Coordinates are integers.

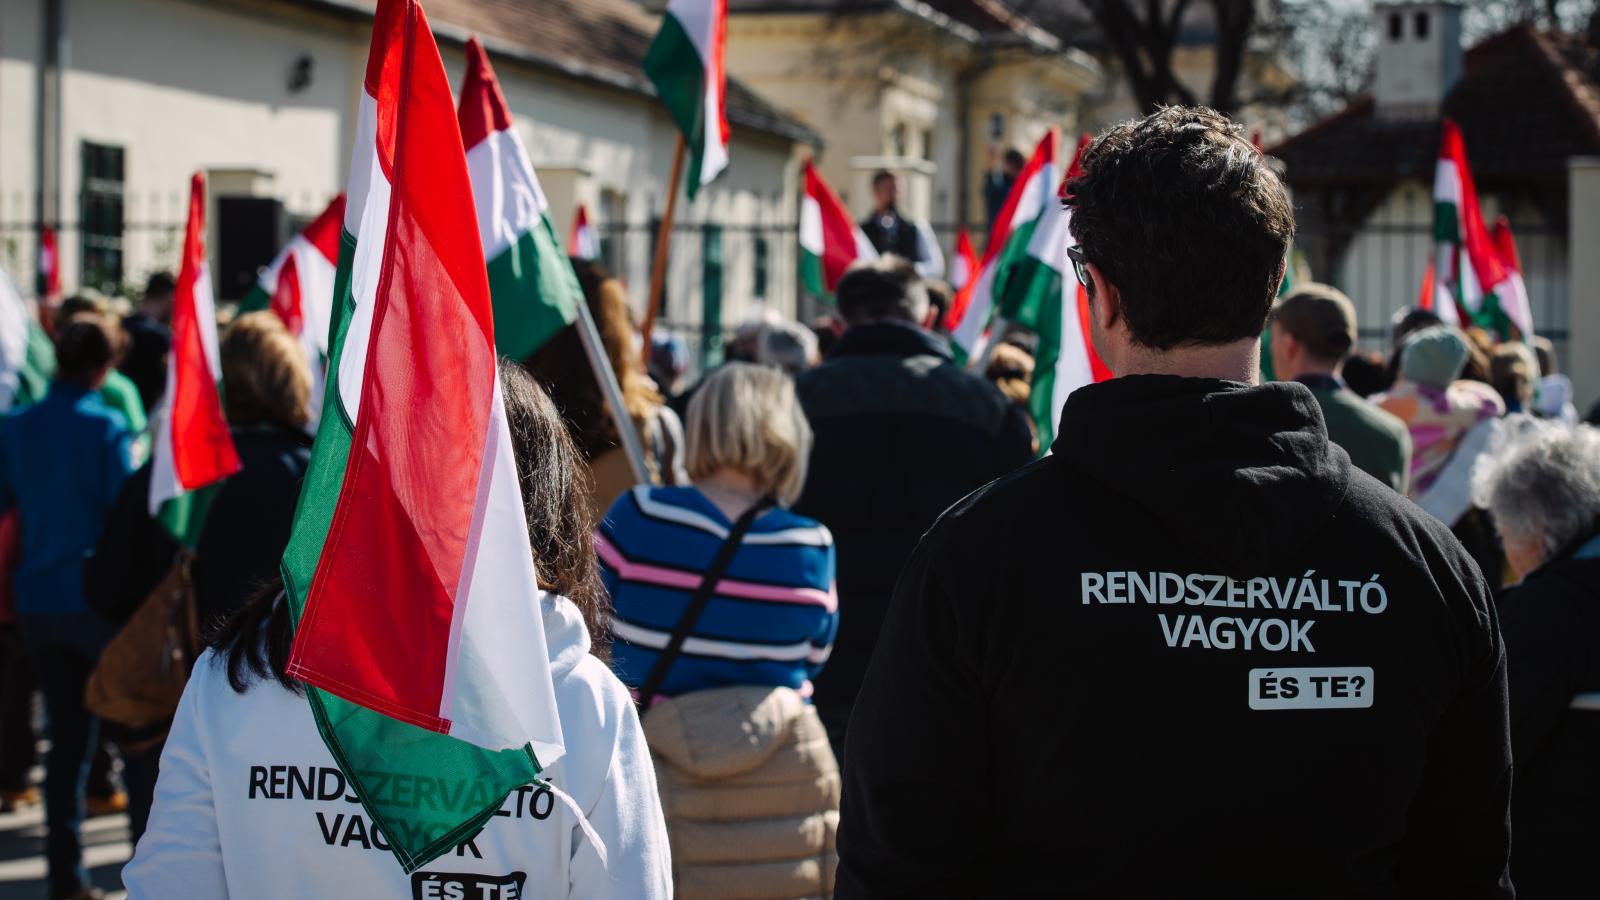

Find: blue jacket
<box><xmin>0</xmin><ymin>381</ymin><xmax>133</xmax><ymax>614</ymax></box>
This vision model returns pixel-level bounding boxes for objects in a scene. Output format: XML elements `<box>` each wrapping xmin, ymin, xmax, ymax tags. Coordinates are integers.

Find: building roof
<box><xmin>727</xmin><ymin>0</ymin><xmax>1061</xmax><ymax>53</ymax></box>
<box><xmin>294</xmin><ymin>0</ymin><xmax>820</xmax><ymax>145</ymax></box>
<box><xmin>1268</xmin><ymin>25</ymin><xmax>1600</xmax><ymax>186</ymax></box>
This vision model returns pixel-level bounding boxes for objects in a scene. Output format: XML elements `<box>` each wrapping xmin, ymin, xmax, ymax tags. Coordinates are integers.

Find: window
<box><xmin>753</xmin><ymin>235</ymin><xmax>769</xmax><ymax>300</ymax></box>
<box><xmin>922</xmin><ymin>129</ymin><xmax>935</xmax><ymax>162</ymax></box>
<box><xmin>80</xmin><ymin>141</ymin><xmax>124</xmax><ymax>292</ymax></box>
<box><xmin>1388</xmin><ymin>12</ymin><xmax>1403</xmax><ymax>40</ymax></box>
<box><xmin>1414</xmin><ymin>11</ymin><xmax>1429</xmax><ymax>39</ymax></box>
<box><xmin>891</xmin><ymin>123</ymin><xmax>908</xmax><ymax>158</ymax></box>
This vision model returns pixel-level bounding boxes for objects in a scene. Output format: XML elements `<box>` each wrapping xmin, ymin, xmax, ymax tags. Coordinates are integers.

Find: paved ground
<box><xmin>0</xmin><ymin>796</ymin><xmax>130</xmax><ymax>900</ymax></box>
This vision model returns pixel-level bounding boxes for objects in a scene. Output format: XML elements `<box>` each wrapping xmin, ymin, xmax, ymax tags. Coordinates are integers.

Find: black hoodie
<box><xmin>836</xmin><ymin>376</ymin><xmax>1513</xmax><ymax>899</ymax></box>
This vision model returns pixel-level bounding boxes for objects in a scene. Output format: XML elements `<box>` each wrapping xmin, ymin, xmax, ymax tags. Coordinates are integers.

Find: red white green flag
<box><xmin>949</xmin><ymin>225</ymin><xmax>977</xmax><ymax>293</ymax></box>
<box><xmin>148</xmin><ymin>173</ymin><xmax>240</xmax><ymax>547</ymax></box>
<box><xmin>643</xmin><ymin>0</ymin><xmax>728</xmax><ymax>199</ymax></box>
<box><xmin>947</xmin><ymin>129</ymin><xmax>1058</xmax><ymax>361</ymax></box>
<box><xmin>799</xmin><ymin>160</ymin><xmax>876</xmax><ymax>297</ymax></box>
<box><xmin>36</xmin><ymin>227</ymin><xmax>58</xmax><ymax>298</ymax></box>
<box><xmin>1489</xmin><ymin>214</ymin><xmax>1533</xmax><ymax>341</ymax></box>
<box><xmin>281</xmin><ymin>0</ymin><xmax>566</xmax><ymax>872</ymax></box>
<box><xmin>570</xmin><ymin>204</ymin><xmax>601</xmax><ymax>262</ymax></box>
<box><xmin>241</xmin><ymin>194</ymin><xmax>345</xmax><ymax>425</ymax></box>
<box><xmin>0</xmin><ymin>268</ymin><xmax>54</xmax><ymax>412</ymax></box>
<box><xmin>1433</xmin><ymin>119</ymin><xmax>1529</xmax><ymax>339</ymax></box>
<box><xmin>995</xmin><ymin>133</ymin><xmax>1110</xmax><ymax>445</ymax></box>
<box><xmin>459</xmin><ymin>36</ymin><xmax>581</xmax><ymax>360</ymax></box>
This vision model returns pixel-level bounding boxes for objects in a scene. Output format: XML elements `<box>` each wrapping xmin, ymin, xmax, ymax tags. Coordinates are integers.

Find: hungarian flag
<box><xmin>459</xmin><ymin>36</ymin><xmax>581</xmax><ymax>361</ymax></box>
<box><xmin>949</xmin><ymin>226</ymin><xmax>977</xmax><ymax>292</ymax></box>
<box><xmin>947</xmin><ymin>129</ymin><xmax>1058</xmax><ymax>361</ymax></box>
<box><xmin>36</xmin><ymin>227</ymin><xmax>58</xmax><ymax>299</ymax></box>
<box><xmin>281</xmin><ymin>0</ymin><xmax>566</xmax><ymax>873</ymax></box>
<box><xmin>569</xmin><ymin>204</ymin><xmax>601</xmax><ymax>261</ymax></box>
<box><xmin>1434</xmin><ymin>120</ymin><xmax>1527</xmax><ymax>339</ymax></box>
<box><xmin>0</xmin><ymin>267</ymin><xmax>56</xmax><ymax>411</ymax></box>
<box><xmin>148</xmin><ymin>174</ymin><xmax>240</xmax><ymax>547</ymax></box>
<box><xmin>240</xmin><ymin>194</ymin><xmax>346</xmax><ymax>426</ymax></box>
<box><xmin>1489</xmin><ymin>215</ymin><xmax>1533</xmax><ymax>340</ymax></box>
<box><xmin>994</xmin><ymin>133</ymin><xmax>1109</xmax><ymax>446</ymax></box>
<box><xmin>643</xmin><ymin>0</ymin><xmax>728</xmax><ymax>199</ymax></box>
<box><xmin>800</xmin><ymin>160</ymin><xmax>876</xmax><ymax>296</ymax></box>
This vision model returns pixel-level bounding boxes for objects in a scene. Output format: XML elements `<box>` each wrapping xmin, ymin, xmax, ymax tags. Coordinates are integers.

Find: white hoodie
<box><xmin>123</xmin><ymin>594</ymin><xmax>671</xmax><ymax>899</ymax></box>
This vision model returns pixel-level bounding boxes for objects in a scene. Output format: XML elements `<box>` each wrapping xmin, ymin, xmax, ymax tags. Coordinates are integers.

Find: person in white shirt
<box><xmin>123</xmin><ymin>360</ymin><xmax>671</xmax><ymax>899</ymax></box>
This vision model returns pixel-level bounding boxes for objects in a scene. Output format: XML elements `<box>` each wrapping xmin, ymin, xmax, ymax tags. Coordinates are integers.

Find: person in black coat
<box><xmin>84</xmin><ymin>311</ymin><xmax>312</xmax><ymax>843</ymax></box>
<box><xmin>1475</xmin><ymin>417</ymin><xmax>1600</xmax><ymax>899</ymax></box>
<box><xmin>793</xmin><ymin>256</ymin><xmax>1033</xmax><ymax>756</ymax></box>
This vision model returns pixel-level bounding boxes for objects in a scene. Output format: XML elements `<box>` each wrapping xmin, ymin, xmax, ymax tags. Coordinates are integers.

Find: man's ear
<box><xmin>1088</xmin><ymin>263</ymin><xmax>1120</xmax><ymax>332</ymax></box>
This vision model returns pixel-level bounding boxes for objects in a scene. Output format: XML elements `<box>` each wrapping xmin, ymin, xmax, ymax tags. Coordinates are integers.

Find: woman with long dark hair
<box><xmin>123</xmin><ymin>360</ymin><xmax>670</xmax><ymax>898</ymax></box>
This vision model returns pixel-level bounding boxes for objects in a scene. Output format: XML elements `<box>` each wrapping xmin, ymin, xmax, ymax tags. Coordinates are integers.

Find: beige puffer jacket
<box><xmin>644</xmin><ymin>685</ymin><xmax>839</xmax><ymax>899</ymax></box>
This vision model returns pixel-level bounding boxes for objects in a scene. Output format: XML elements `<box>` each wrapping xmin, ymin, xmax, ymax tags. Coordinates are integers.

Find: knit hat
<box><xmin>1400</xmin><ymin>325</ymin><xmax>1469</xmax><ymax>390</ymax></box>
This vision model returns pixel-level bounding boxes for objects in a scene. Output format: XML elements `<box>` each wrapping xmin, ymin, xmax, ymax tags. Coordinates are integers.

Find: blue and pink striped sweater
<box><xmin>598</xmin><ymin>485</ymin><xmax>838</xmax><ymax>699</ymax></box>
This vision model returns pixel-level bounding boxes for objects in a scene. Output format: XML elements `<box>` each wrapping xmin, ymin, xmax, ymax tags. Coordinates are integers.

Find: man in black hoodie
<box><xmin>836</xmin><ymin>108</ymin><xmax>1513</xmax><ymax>898</ymax></box>
<box><xmin>795</xmin><ymin>256</ymin><xmax>1033</xmax><ymax>757</ymax></box>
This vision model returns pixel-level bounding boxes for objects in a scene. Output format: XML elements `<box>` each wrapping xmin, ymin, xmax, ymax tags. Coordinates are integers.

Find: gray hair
<box><xmin>1472</xmin><ymin>415</ymin><xmax>1600</xmax><ymax>562</ymax></box>
<box><xmin>757</xmin><ymin>320</ymin><xmax>819</xmax><ymax>376</ymax></box>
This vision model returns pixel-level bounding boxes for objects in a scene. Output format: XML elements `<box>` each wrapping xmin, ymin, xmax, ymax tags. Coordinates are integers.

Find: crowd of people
<box><xmin>0</xmin><ymin>104</ymin><xmax>1597</xmax><ymax>899</ymax></box>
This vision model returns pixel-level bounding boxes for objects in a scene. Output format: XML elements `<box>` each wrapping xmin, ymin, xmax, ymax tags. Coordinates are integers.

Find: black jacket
<box><xmin>1500</xmin><ymin>527</ymin><xmax>1600</xmax><ymax>898</ymax></box>
<box><xmin>837</xmin><ymin>376</ymin><xmax>1512</xmax><ymax>899</ymax></box>
<box><xmin>859</xmin><ymin>208</ymin><xmax>921</xmax><ymax>262</ymax></box>
<box><xmin>86</xmin><ymin>424</ymin><xmax>311</xmax><ymax>631</ymax></box>
<box><xmin>192</xmin><ymin>425</ymin><xmax>311</xmax><ymax>628</ymax></box>
<box><xmin>794</xmin><ymin>323</ymin><xmax>1033</xmax><ymax>746</ymax></box>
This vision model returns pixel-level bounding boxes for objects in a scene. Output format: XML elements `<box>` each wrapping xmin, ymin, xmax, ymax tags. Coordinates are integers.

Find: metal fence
<box><xmin>6</xmin><ymin>198</ymin><xmax>1569</xmax><ymax>372</ymax></box>
<box><xmin>1295</xmin><ymin>218</ymin><xmax>1569</xmax><ymax>367</ymax></box>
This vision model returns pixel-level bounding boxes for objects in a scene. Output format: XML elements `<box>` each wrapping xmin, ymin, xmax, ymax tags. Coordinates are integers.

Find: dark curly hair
<box><xmin>1066</xmin><ymin>106</ymin><xmax>1294</xmax><ymax>350</ymax></box>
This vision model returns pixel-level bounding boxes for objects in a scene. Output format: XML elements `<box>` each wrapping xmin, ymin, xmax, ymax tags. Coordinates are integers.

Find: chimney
<box><xmin>1373</xmin><ymin>2</ymin><xmax>1463</xmax><ymax>120</ymax></box>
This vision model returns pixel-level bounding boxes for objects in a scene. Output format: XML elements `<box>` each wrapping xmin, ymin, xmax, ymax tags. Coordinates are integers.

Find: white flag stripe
<box><xmin>335</xmin><ymin>96</ymin><xmax>392</xmax><ymax>426</ymax></box>
<box><xmin>799</xmin><ymin>196</ymin><xmax>823</xmax><ymax>255</ymax></box>
<box><xmin>442</xmin><ymin>371</ymin><xmax>565</xmax><ymax>760</ymax></box>
<box><xmin>0</xmin><ymin>270</ymin><xmax>27</xmax><ymax>412</ymax></box>
<box><xmin>465</xmin><ymin>127</ymin><xmax>551</xmax><ymax>262</ymax></box>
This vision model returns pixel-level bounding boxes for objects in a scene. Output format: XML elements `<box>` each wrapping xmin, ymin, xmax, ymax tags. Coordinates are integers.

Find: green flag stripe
<box><xmin>799</xmin><ymin>250</ymin><xmax>826</xmax><ymax>299</ymax></box>
<box><xmin>486</xmin><ymin>217</ymin><xmax>580</xmax><ymax>361</ymax></box>
<box><xmin>1434</xmin><ymin>201</ymin><xmax>1461</xmax><ymax>244</ymax></box>
<box><xmin>991</xmin><ymin>216</ymin><xmax>1045</xmax><ymax>323</ymax></box>
<box><xmin>643</xmin><ymin>13</ymin><xmax>710</xmax><ymax>196</ymax></box>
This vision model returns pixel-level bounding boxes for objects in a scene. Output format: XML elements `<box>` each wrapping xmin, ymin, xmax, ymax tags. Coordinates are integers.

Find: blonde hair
<box><xmin>221</xmin><ymin>311</ymin><xmax>312</xmax><ymax>431</ymax></box>
<box><xmin>686</xmin><ymin>362</ymin><xmax>812</xmax><ymax>506</ymax></box>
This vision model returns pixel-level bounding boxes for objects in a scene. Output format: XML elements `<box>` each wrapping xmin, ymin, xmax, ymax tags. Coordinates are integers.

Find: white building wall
<box><xmin>0</xmin><ymin>0</ymin><xmax>44</xmax><ymax>284</ymax></box>
<box><xmin>0</xmin><ymin>0</ymin><xmax>800</xmax><ymax>342</ymax></box>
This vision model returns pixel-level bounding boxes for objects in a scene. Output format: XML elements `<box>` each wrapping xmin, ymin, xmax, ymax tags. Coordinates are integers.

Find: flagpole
<box><xmin>641</xmin><ymin>134</ymin><xmax>686</xmax><ymax>351</ymax></box>
<box><xmin>573</xmin><ymin>295</ymin><xmax>651</xmax><ymax>485</ymax></box>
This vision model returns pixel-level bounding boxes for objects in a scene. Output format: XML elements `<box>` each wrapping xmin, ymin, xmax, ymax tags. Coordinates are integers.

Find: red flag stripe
<box><xmin>1439</xmin><ymin>120</ymin><xmax>1509</xmax><ymax>296</ymax></box>
<box><xmin>170</xmin><ymin>173</ymin><xmax>241</xmax><ymax>488</ymax></box>
<box><xmin>289</xmin><ymin>0</ymin><xmax>497</xmax><ymax>730</ymax></box>
<box><xmin>271</xmin><ymin>251</ymin><xmax>305</xmax><ymax>336</ymax></box>
<box><xmin>457</xmin><ymin>35</ymin><xmax>514</xmax><ymax>150</ymax></box>
<box><xmin>302</xmin><ymin>194</ymin><xmax>348</xmax><ymax>264</ymax></box>
<box><xmin>804</xmin><ymin>161</ymin><xmax>861</xmax><ymax>294</ymax></box>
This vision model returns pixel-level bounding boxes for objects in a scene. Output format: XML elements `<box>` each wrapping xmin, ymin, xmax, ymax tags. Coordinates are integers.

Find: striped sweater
<box><xmin>598</xmin><ymin>485</ymin><xmax>838</xmax><ymax>699</ymax></box>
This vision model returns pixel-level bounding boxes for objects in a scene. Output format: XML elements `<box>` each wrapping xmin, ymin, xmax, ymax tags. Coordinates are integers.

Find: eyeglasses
<box><xmin>1066</xmin><ymin>245</ymin><xmax>1091</xmax><ymax>288</ymax></box>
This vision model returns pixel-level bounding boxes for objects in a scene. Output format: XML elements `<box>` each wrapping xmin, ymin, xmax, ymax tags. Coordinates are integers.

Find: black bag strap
<box><xmin>635</xmin><ymin>496</ymin><xmax>773</xmax><ymax>713</ymax></box>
